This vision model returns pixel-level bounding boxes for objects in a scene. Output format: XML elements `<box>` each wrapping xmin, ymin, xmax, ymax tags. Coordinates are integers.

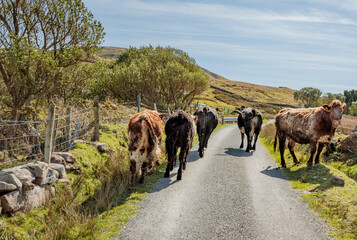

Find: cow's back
<box><xmin>165</xmin><ymin>110</ymin><xmax>194</xmax><ymax>145</ymax></box>
<box><xmin>275</xmin><ymin>107</ymin><xmax>326</xmax><ymax>143</ymax></box>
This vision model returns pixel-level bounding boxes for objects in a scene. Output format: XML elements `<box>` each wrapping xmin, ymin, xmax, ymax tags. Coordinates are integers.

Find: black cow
<box><xmin>164</xmin><ymin>110</ymin><xmax>197</xmax><ymax>180</ymax></box>
<box><xmin>236</xmin><ymin>106</ymin><xmax>263</xmax><ymax>152</ymax></box>
<box><xmin>194</xmin><ymin>106</ymin><xmax>218</xmax><ymax>158</ymax></box>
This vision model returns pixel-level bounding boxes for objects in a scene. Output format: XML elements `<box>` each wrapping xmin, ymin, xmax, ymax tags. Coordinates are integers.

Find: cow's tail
<box><xmin>142</xmin><ymin>115</ymin><xmax>161</xmax><ymax>163</ymax></box>
<box><xmin>274</xmin><ymin>131</ymin><xmax>278</xmax><ymax>152</ymax></box>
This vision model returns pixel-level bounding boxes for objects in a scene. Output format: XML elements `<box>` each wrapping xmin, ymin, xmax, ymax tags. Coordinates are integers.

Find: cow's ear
<box><xmin>159</xmin><ymin>113</ymin><xmax>165</xmax><ymax>119</ymax></box>
<box><xmin>323</xmin><ymin>104</ymin><xmax>331</xmax><ymax>112</ymax></box>
<box><xmin>216</xmin><ymin>108</ymin><xmax>219</xmax><ymax>112</ymax></box>
<box><xmin>342</xmin><ymin>103</ymin><xmax>346</xmax><ymax>109</ymax></box>
<box><xmin>193</xmin><ymin>115</ymin><xmax>198</xmax><ymax>122</ymax></box>
<box><xmin>252</xmin><ymin>109</ymin><xmax>256</xmax><ymax>116</ymax></box>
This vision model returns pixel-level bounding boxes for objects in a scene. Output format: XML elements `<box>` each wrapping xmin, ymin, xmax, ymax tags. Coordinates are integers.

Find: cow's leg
<box><xmin>279</xmin><ymin>136</ymin><xmax>287</xmax><ymax>168</ymax></box>
<box><xmin>314</xmin><ymin>143</ymin><xmax>324</xmax><ymax>165</ymax></box>
<box><xmin>129</xmin><ymin>160</ymin><xmax>136</xmax><ymax>192</ymax></box>
<box><xmin>245</xmin><ymin>133</ymin><xmax>251</xmax><ymax>152</ymax></box>
<box><xmin>177</xmin><ymin>144</ymin><xmax>188</xmax><ymax>180</ymax></box>
<box><xmin>204</xmin><ymin>129</ymin><xmax>213</xmax><ymax>148</ymax></box>
<box><xmin>287</xmin><ymin>139</ymin><xmax>299</xmax><ymax>165</ymax></box>
<box><xmin>139</xmin><ymin>162</ymin><xmax>148</xmax><ymax>184</ymax></box>
<box><xmin>240</xmin><ymin>132</ymin><xmax>244</xmax><ymax>149</ymax></box>
<box><xmin>308</xmin><ymin>141</ymin><xmax>317</xmax><ymax>168</ymax></box>
<box><xmin>198</xmin><ymin>130</ymin><xmax>205</xmax><ymax>158</ymax></box>
<box><xmin>251</xmin><ymin>133</ymin><xmax>258</xmax><ymax>151</ymax></box>
<box><xmin>183</xmin><ymin>147</ymin><xmax>190</xmax><ymax>170</ymax></box>
<box><xmin>171</xmin><ymin>146</ymin><xmax>179</xmax><ymax>170</ymax></box>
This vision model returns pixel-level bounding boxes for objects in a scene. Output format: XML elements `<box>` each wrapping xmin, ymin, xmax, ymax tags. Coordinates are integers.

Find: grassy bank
<box><xmin>0</xmin><ymin>123</ymin><xmax>233</xmax><ymax>239</ymax></box>
<box><xmin>259</xmin><ymin>123</ymin><xmax>357</xmax><ymax>239</ymax></box>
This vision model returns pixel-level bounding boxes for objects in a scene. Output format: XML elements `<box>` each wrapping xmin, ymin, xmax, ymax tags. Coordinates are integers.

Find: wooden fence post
<box><xmin>93</xmin><ymin>96</ymin><xmax>100</xmax><ymax>142</ymax></box>
<box><xmin>221</xmin><ymin>116</ymin><xmax>224</xmax><ymax>125</ymax></box>
<box><xmin>154</xmin><ymin>103</ymin><xmax>157</xmax><ymax>112</ymax></box>
<box><xmin>52</xmin><ymin>115</ymin><xmax>58</xmax><ymax>153</ymax></box>
<box><xmin>168</xmin><ymin>107</ymin><xmax>171</xmax><ymax>115</ymax></box>
<box><xmin>138</xmin><ymin>95</ymin><xmax>141</xmax><ymax>113</ymax></box>
<box><xmin>65</xmin><ymin>107</ymin><xmax>71</xmax><ymax>151</ymax></box>
<box><xmin>44</xmin><ymin>105</ymin><xmax>55</xmax><ymax>164</ymax></box>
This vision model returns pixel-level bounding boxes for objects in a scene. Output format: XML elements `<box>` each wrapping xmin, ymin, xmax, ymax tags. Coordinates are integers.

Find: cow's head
<box><xmin>322</xmin><ymin>100</ymin><xmax>346</xmax><ymax>128</ymax></box>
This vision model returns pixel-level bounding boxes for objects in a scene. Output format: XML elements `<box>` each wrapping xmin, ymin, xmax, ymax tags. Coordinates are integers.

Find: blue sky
<box><xmin>83</xmin><ymin>0</ymin><xmax>357</xmax><ymax>94</ymax></box>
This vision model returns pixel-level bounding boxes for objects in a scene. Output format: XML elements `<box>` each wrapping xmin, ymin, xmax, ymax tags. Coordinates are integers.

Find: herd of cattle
<box><xmin>127</xmin><ymin>100</ymin><xmax>346</xmax><ymax>191</ymax></box>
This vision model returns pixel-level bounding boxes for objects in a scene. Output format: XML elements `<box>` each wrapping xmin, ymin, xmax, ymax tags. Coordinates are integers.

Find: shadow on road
<box><xmin>224</xmin><ymin>148</ymin><xmax>253</xmax><ymax>157</ymax></box>
<box><xmin>260</xmin><ymin>166</ymin><xmax>287</xmax><ymax>180</ymax></box>
<box><xmin>261</xmin><ymin>163</ymin><xmax>339</xmax><ymax>192</ymax></box>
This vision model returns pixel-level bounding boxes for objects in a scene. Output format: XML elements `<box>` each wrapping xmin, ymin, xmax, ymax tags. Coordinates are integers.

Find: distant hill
<box><xmin>100</xmin><ymin>46</ymin><xmax>299</xmax><ymax>118</ymax></box>
<box><xmin>98</xmin><ymin>46</ymin><xmax>126</xmax><ymax>59</ymax></box>
<box><xmin>200</xmin><ymin>68</ymin><xmax>299</xmax><ymax>118</ymax></box>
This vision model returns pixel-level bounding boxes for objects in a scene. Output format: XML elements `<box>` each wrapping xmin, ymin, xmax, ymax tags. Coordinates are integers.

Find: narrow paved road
<box><xmin>120</xmin><ymin>125</ymin><xmax>331</xmax><ymax>240</ymax></box>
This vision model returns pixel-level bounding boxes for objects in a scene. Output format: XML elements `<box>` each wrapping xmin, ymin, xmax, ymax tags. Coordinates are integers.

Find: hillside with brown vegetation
<box><xmin>100</xmin><ymin>47</ymin><xmax>299</xmax><ymax>118</ymax></box>
<box><xmin>198</xmin><ymin>68</ymin><xmax>299</xmax><ymax>118</ymax></box>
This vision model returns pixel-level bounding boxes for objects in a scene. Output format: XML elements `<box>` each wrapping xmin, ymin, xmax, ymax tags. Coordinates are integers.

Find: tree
<box><xmin>101</xmin><ymin>46</ymin><xmax>209</xmax><ymax>110</ymax></box>
<box><xmin>0</xmin><ymin>0</ymin><xmax>104</xmax><ymax>120</ymax></box>
<box><xmin>294</xmin><ymin>87</ymin><xmax>322</xmax><ymax>108</ymax></box>
<box><xmin>317</xmin><ymin>92</ymin><xmax>346</xmax><ymax>106</ymax></box>
<box><xmin>349</xmin><ymin>101</ymin><xmax>357</xmax><ymax>116</ymax></box>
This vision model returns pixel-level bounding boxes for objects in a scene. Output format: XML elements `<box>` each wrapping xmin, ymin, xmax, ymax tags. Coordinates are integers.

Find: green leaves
<box><xmin>0</xmin><ymin>0</ymin><xmax>105</xmax><ymax>119</ymax></box>
<box><xmin>100</xmin><ymin>45</ymin><xmax>208</xmax><ymax>110</ymax></box>
<box><xmin>294</xmin><ymin>87</ymin><xmax>322</xmax><ymax>108</ymax></box>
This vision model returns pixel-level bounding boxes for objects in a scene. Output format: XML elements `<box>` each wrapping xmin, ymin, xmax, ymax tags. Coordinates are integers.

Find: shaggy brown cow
<box><xmin>164</xmin><ymin>110</ymin><xmax>198</xmax><ymax>180</ymax></box>
<box><xmin>128</xmin><ymin>110</ymin><xmax>164</xmax><ymax>192</ymax></box>
<box><xmin>274</xmin><ymin>100</ymin><xmax>346</xmax><ymax>168</ymax></box>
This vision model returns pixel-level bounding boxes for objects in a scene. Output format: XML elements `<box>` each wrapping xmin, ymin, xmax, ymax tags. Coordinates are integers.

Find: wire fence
<box><xmin>0</xmin><ymin>100</ymin><xmax>139</xmax><ymax>166</ymax></box>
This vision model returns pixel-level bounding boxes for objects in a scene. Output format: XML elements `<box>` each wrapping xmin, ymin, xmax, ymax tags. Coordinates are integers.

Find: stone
<box><xmin>0</xmin><ymin>181</ymin><xmax>17</xmax><ymax>192</ymax></box>
<box><xmin>0</xmin><ymin>172</ymin><xmax>22</xmax><ymax>190</ymax></box>
<box><xmin>34</xmin><ymin>167</ymin><xmax>59</xmax><ymax>186</ymax></box>
<box><xmin>331</xmin><ymin>176</ymin><xmax>345</xmax><ymax>186</ymax></box>
<box><xmin>0</xmin><ymin>190</ymin><xmax>24</xmax><ymax>213</ymax></box>
<box><xmin>340</xmin><ymin>131</ymin><xmax>357</xmax><ymax>153</ymax></box>
<box><xmin>4</xmin><ymin>168</ymin><xmax>35</xmax><ymax>191</ymax></box>
<box><xmin>50</xmin><ymin>154</ymin><xmax>66</xmax><ymax>165</ymax></box>
<box><xmin>65</xmin><ymin>164</ymin><xmax>81</xmax><ymax>174</ymax></box>
<box><xmin>49</xmin><ymin>163</ymin><xmax>66</xmax><ymax>179</ymax></box>
<box><xmin>23</xmin><ymin>185</ymin><xmax>54</xmax><ymax>211</ymax></box>
<box><xmin>96</xmin><ymin>142</ymin><xmax>108</xmax><ymax>153</ymax></box>
<box><xmin>58</xmin><ymin>179</ymin><xmax>71</xmax><ymax>184</ymax></box>
<box><xmin>53</xmin><ymin>152</ymin><xmax>76</xmax><ymax>164</ymax></box>
<box><xmin>24</xmin><ymin>161</ymin><xmax>48</xmax><ymax>179</ymax></box>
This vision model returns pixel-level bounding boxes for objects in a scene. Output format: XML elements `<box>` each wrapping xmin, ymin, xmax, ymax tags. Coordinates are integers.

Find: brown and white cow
<box><xmin>164</xmin><ymin>110</ymin><xmax>198</xmax><ymax>180</ymax></box>
<box><xmin>128</xmin><ymin>110</ymin><xmax>165</xmax><ymax>192</ymax></box>
<box><xmin>274</xmin><ymin>100</ymin><xmax>346</xmax><ymax>168</ymax></box>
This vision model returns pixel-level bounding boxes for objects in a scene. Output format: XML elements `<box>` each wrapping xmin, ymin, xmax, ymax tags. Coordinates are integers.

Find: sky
<box><xmin>83</xmin><ymin>0</ymin><xmax>357</xmax><ymax>94</ymax></box>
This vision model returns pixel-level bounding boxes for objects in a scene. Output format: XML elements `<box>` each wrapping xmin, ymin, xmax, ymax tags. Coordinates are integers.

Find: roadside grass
<box><xmin>0</xmin><ymin>122</ymin><xmax>234</xmax><ymax>239</ymax></box>
<box><xmin>259</xmin><ymin>123</ymin><xmax>357</xmax><ymax>239</ymax></box>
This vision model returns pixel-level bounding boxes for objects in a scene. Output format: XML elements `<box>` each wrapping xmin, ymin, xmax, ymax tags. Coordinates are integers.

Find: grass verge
<box><xmin>259</xmin><ymin>123</ymin><xmax>357</xmax><ymax>239</ymax></box>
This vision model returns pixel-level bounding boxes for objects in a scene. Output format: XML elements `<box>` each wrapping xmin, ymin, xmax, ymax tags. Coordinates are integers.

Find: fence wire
<box><xmin>0</xmin><ymin>103</ymin><xmax>141</xmax><ymax>166</ymax></box>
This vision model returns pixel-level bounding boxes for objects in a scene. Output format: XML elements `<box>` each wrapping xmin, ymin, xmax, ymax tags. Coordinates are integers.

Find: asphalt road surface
<box><xmin>120</xmin><ymin>125</ymin><xmax>331</xmax><ymax>240</ymax></box>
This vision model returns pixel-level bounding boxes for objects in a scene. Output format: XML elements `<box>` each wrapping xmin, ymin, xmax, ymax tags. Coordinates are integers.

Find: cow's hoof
<box><xmin>281</xmin><ymin>164</ymin><xmax>287</xmax><ymax>168</ymax></box>
<box><xmin>293</xmin><ymin>161</ymin><xmax>300</xmax><ymax>166</ymax></box>
<box><xmin>164</xmin><ymin>173</ymin><xmax>170</xmax><ymax>178</ymax></box>
<box><xmin>129</xmin><ymin>186</ymin><xmax>135</xmax><ymax>193</ymax></box>
<box><xmin>139</xmin><ymin>178</ymin><xmax>144</xmax><ymax>184</ymax></box>
<box><xmin>307</xmin><ymin>163</ymin><xmax>313</xmax><ymax>168</ymax></box>
<box><xmin>199</xmin><ymin>152</ymin><xmax>204</xmax><ymax>158</ymax></box>
<box><xmin>245</xmin><ymin>149</ymin><xmax>250</xmax><ymax>153</ymax></box>
<box><xmin>177</xmin><ymin>175</ymin><xmax>182</xmax><ymax>180</ymax></box>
